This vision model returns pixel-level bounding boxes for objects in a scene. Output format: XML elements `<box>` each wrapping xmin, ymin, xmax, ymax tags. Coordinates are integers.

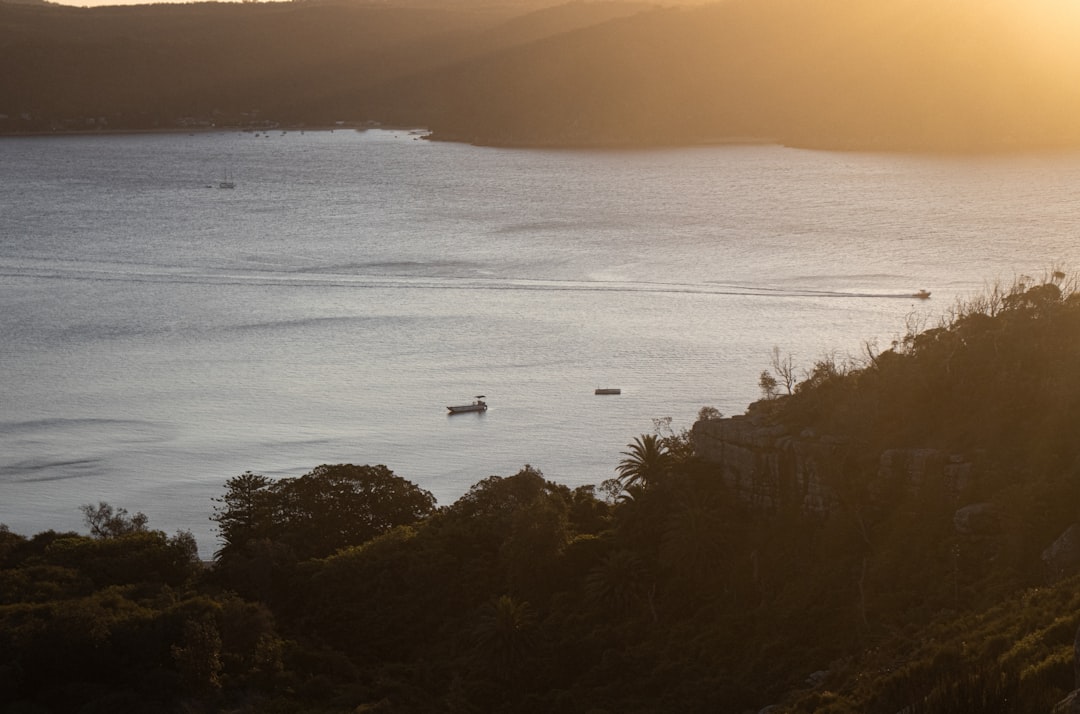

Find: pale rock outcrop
<box><xmin>1053</xmin><ymin>690</ymin><xmax>1080</xmax><ymax>714</ymax></box>
<box><xmin>1042</xmin><ymin>523</ymin><xmax>1080</xmax><ymax>581</ymax></box>
<box><xmin>953</xmin><ymin>502</ymin><xmax>1002</xmax><ymax>536</ymax></box>
<box><xmin>690</xmin><ymin>413</ymin><xmax>839</xmax><ymax>516</ymax></box>
<box><xmin>874</xmin><ymin>449</ymin><xmax>974</xmax><ymax>497</ymax></box>
<box><xmin>691</xmin><ymin>411</ymin><xmax>977</xmax><ymax>516</ymax></box>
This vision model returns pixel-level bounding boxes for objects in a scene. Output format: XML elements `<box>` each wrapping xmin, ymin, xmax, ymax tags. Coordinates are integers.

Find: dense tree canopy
<box><xmin>212</xmin><ymin>463</ymin><xmax>436</xmax><ymax>562</ymax></box>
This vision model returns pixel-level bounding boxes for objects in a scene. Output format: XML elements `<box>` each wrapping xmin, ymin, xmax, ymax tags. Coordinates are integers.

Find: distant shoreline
<box><xmin>0</xmin><ymin>123</ymin><xmax>376</xmax><ymax>139</ymax></box>
<box><xmin>5</xmin><ymin>125</ymin><xmax>1062</xmax><ymax>155</ymax></box>
<box><xmin>0</xmin><ymin>123</ymin><xmax>787</xmax><ymax>150</ymax></box>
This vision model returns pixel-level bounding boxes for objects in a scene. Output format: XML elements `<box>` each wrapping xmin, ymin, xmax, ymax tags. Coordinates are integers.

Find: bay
<box><xmin>1</xmin><ymin>128</ymin><xmax>1078</xmax><ymax>557</ymax></box>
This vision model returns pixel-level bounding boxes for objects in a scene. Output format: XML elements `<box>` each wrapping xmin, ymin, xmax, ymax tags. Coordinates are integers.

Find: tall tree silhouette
<box><xmin>616</xmin><ymin>434</ymin><xmax>673</xmax><ymax>489</ymax></box>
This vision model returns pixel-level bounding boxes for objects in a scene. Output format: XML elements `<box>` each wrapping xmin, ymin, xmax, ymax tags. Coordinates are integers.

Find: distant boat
<box><xmin>914</xmin><ymin>289</ymin><xmax>931</xmax><ymax>299</ymax></box>
<box><xmin>594</xmin><ymin>388</ymin><xmax>621</xmax><ymax>395</ymax></box>
<box><xmin>219</xmin><ymin>167</ymin><xmax>235</xmax><ymax>189</ymax></box>
<box><xmin>448</xmin><ymin>396</ymin><xmax>487</xmax><ymax>414</ymax></box>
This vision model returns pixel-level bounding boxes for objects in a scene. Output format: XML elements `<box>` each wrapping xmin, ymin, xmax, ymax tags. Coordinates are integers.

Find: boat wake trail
<box><xmin>0</xmin><ymin>263</ymin><xmax>925</xmax><ymax>301</ymax></box>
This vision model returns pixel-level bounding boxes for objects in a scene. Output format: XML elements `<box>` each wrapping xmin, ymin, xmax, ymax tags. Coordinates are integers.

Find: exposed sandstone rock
<box><xmin>953</xmin><ymin>502</ymin><xmax>1002</xmax><ymax>536</ymax></box>
<box><xmin>691</xmin><ymin>412</ymin><xmax>976</xmax><ymax>516</ymax></box>
<box><xmin>1052</xmin><ymin>689</ymin><xmax>1080</xmax><ymax>714</ymax></box>
<box><xmin>1042</xmin><ymin>523</ymin><xmax>1080</xmax><ymax>581</ymax></box>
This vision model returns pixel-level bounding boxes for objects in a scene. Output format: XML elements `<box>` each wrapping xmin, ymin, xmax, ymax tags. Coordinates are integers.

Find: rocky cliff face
<box><xmin>690</xmin><ymin>406</ymin><xmax>979</xmax><ymax>517</ymax></box>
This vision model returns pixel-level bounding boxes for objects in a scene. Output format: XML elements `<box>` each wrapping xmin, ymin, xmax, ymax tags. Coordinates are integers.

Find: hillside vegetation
<box><xmin>0</xmin><ymin>0</ymin><xmax>648</xmax><ymax>131</ymax></box>
<box><xmin>5</xmin><ymin>275</ymin><xmax>1080</xmax><ymax>712</ymax></box>
<box><xmin>6</xmin><ymin>0</ymin><xmax>1080</xmax><ymax>150</ymax></box>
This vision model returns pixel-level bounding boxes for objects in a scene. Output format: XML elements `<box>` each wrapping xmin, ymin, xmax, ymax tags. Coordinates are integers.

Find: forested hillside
<box><xmin>6</xmin><ymin>0</ymin><xmax>1080</xmax><ymax>150</ymax></box>
<box><xmin>0</xmin><ymin>0</ymin><xmax>650</xmax><ymax>131</ymax></box>
<box><xmin>6</xmin><ymin>276</ymin><xmax>1080</xmax><ymax>712</ymax></box>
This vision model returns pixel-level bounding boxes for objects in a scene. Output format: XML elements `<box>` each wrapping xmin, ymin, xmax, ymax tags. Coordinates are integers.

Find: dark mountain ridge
<box><xmin>5</xmin><ymin>0</ymin><xmax>1080</xmax><ymax>150</ymax></box>
<box><xmin>0</xmin><ymin>0</ymin><xmax>652</xmax><ymax>130</ymax></box>
<box><xmin>390</xmin><ymin>0</ymin><xmax>1080</xmax><ymax>149</ymax></box>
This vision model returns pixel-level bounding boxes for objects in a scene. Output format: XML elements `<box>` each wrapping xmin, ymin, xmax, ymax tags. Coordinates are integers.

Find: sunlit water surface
<box><xmin>2</xmin><ymin>129</ymin><xmax>1079</xmax><ymax>556</ymax></box>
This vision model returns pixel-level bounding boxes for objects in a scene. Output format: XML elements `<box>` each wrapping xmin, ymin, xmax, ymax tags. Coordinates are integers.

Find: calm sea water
<box><xmin>2</xmin><ymin>129</ymin><xmax>1079</xmax><ymax>556</ymax></box>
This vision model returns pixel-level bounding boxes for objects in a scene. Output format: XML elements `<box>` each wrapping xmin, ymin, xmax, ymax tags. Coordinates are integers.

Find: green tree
<box><xmin>652</xmin><ymin>415</ymin><xmax>701</xmax><ymax>465</ymax></box>
<box><xmin>43</xmin><ymin>530</ymin><xmax>200</xmax><ymax>588</ymax></box>
<box><xmin>0</xmin><ymin>524</ymin><xmax>26</xmax><ymax>568</ymax></box>
<box><xmin>616</xmin><ymin>434</ymin><xmax>673</xmax><ymax>490</ymax></box>
<box><xmin>274</xmin><ymin>464</ymin><xmax>436</xmax><ymax>559</ymax></box>
<box><xmin>211</xmin><ymin>471</ymin><xmax>274</xmax><ymax>559</ymax></box>
<box><xmin>471</xmin><ymin>594</ymin><xmax>537</xmax><ymax>679</ymax></box>
<box><xmin>212</xmin><ymin>464</ymin><xmax>436</xmax><ymax>562</ymax></box>
<box><xmin>172</xmin><ymin>614</ymin><xmax>223</xmax><ymax>698</ymax></box>
<box><xmin>660</xmin><ymin>496</ymin><xmax>729</xmax><ymax>595</ymax></box>
<box><xmin>759</xmin><ymin>369</ymin><xmax>779</xmax><ymax>399</ymax></box>
<box><xmin>433</xmin><ymin>466</ymin><xmax>574</xmax><ymax>601</ymax></box>
<box><xmin>301</xmin><ymin>525</ymin><xmax>448</xmax><ymax>662</ymax></box>
<box><xmin>499</xmin><ymin>493</ymin><xmax>569</xmax><ymax>601</ymax></box>
<box><xmin>585</xmin><ymin>549</ymin><xmax>655</xmax><ymax>621</ymax></box>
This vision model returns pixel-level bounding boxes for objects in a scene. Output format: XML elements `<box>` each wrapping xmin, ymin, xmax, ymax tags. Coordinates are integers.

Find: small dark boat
<box><xmin>594</xmin><ymin>388</ymin><xmax>621</xmax><ymax>395</ymax></box>
<box><xmin>218</xmin><ymin>166</ymin><xmax>235</xmax><ymax>189</ymax></box>
<box><xmin>914</xmin><ymin>289</ymin><xmax>931</xmax><ymax>299</ymax></box>
<box><xmin>448</xmin><ymin>396</ymin><xmax>487</xmax><ymax>414</ymax></box>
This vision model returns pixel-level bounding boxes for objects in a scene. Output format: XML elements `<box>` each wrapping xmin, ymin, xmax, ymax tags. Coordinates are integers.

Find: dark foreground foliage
<box><xmin>5</xmin><ymin>276</ymin><xmax>1080</xmax><ymax>712</ymax></box>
